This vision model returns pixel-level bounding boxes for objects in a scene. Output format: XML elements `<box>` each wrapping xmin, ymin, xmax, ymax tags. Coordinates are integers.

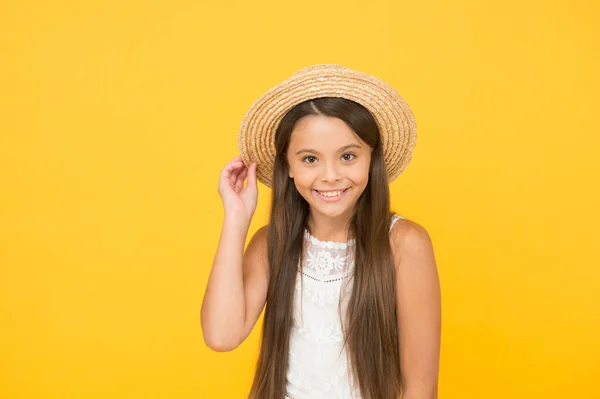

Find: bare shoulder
<box><xmin>247</xmin><ymin>223</ymin><xmax>270</xmax><ymax>247</ymax></box>
<box><xmin>390</xmin><ymin>217</ymin><xmax>433</xmax><ymax>247</ymax></box>
<box><xmin>389</xmin><ymin>217</ymin><xmax>435</xmax><ymax>268</ymax></box>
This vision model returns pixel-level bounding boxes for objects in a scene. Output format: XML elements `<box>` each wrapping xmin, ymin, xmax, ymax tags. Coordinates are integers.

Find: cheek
<box><xmin>290</xmin><ymin>169</ymin><xmax>315</xmax><ymax>189</ymax></box>
<box><xmin>350</xmin><ymin>173</ymin><xmax>369</xmax><ymax>188</ymax></box>
<box><xmin>348</xmin><ymin>163</ymin><xmax>371</xmax><ymax>185</ymax></box>
<box><xmin>295</xmin><ymin>175</ymin><xmax>316</xmax><ymax>189</ymax></box>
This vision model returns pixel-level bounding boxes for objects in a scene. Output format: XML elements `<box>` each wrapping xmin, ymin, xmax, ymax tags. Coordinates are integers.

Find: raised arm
<box><xmin>200</xmin><ymin>156</ymin><xmax>269</xmax><ymax>352</ymax></box>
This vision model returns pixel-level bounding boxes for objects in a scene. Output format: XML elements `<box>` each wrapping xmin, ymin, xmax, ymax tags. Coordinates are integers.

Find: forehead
<box><xmin>288</xmin><ymin>115</ymin><xmax>365</xmax><ymax>150</ymax></box>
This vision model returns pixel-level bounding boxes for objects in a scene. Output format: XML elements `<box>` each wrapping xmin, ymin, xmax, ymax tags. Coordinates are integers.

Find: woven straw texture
<box><xmin>238</xmin><ymin>64</ymin><xmax>417</xmax><ymax>188</ymax></box>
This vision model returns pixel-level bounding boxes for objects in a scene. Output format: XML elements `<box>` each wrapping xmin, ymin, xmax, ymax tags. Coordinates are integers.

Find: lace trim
<box><xmin>304</xmin><ymin>249</ymin><xmax>353</xmax><ymax>277</ymax></box>
<box><xmin>304</xmin><ymin>229</ymin><xmax>355</xmax><ymax>249</ymax></box>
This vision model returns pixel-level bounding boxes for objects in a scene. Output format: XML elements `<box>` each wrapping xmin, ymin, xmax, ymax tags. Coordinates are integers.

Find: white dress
<box><xmin>285</xmin><ymin>214</ymin><xmax>404</xmax><ymax>399</ymax></box>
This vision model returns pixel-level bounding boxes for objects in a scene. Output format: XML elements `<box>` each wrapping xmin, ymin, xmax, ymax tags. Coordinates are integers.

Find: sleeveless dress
<box><xmin>285</xmin><ymin>214</ymin><xmax>404</xmax><ymax>399</ymax></box>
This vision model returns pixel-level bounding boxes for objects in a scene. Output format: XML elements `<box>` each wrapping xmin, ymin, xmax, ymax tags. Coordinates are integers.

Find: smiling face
<box><xmin>286</xmin><ymin>114</ymin><xmax>373</xmax><ymax>219</ymax></box>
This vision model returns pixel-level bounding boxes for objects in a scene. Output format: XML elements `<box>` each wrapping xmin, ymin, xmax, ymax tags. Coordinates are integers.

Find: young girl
<box><xmin>201</xmin><ymin>64</ymin><xmax>441</xmax><ymax>399</ymax></box>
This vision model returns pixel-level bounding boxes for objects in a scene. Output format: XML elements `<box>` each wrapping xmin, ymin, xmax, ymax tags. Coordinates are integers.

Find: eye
<box><xmin>342</xmin><ymin>153</ymin><xmax>356</xmax><ymax>161</ymax></box>
<box><xmin>302</xmin><ymin>156</ymin><xmax>317</xmax><ymax>164</ymax></box>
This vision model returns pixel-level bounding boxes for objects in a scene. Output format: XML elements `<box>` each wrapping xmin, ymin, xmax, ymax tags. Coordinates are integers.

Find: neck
<box><xmin>306</xmin><ymin>208</ymin><xmax>355</xmax><ymax>242</ymax></box>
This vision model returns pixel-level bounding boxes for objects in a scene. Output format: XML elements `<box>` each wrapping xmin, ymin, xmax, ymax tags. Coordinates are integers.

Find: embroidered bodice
<box><xmin>285</xmin><ymin>214</ymin><xmax>404</xmax><ymax>399</ymax></box>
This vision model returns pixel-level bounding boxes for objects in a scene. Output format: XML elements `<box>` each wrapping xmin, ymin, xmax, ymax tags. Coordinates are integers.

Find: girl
<box><xmin>201</xmin><ymin>64</ymin><xmax>441</xmax><ymax>399</ymax></box>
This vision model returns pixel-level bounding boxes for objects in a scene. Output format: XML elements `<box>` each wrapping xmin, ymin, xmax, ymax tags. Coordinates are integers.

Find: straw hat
<box><xmin>238</xmin><ymin>64</ymin><xmax>417</xmax><ymax>189</ymax></box>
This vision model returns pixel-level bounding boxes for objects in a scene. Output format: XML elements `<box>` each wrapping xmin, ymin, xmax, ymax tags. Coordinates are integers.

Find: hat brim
<box><xmin>238</xmin><ymin>64</ymin><xmax>417</xmax><ymax>189</ymax></box>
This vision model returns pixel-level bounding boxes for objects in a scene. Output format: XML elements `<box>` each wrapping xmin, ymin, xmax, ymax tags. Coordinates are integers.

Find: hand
<box><xmin>217</xmin><ymin>155</ymin><xmax>258</xmax><ymax>225</ymax></box>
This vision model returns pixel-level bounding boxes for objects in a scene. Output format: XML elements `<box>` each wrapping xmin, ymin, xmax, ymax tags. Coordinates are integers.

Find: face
<box><xmin>286</xmin><ymin>115</ymin><xmax>372</xmax><ymax>219</ymax></box>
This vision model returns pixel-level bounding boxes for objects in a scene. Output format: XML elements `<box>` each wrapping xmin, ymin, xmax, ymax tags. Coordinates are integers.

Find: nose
<box><xmin>321</xmin><ymin>162</ymin><xmax>341</xmax><ymax>183</ymax></box>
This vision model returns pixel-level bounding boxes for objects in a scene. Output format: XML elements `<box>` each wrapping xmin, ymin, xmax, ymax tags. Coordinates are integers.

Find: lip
<box><xmin>313</xmin><ymin>188</ymin><xmax>349</xmax><ymax>203</ymax></box>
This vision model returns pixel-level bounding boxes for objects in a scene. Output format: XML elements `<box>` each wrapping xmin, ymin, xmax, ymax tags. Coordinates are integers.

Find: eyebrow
<box><xmin>295</xmin><ymin>143</ymin><xmax>362</xmax><ymax>156</ymax></box>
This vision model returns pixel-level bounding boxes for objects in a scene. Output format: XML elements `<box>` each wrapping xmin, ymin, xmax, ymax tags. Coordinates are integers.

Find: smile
<box><xmin>313</xmin><ymin>188</ymin><xmax>349</xmax><ymax>202</ymax></box>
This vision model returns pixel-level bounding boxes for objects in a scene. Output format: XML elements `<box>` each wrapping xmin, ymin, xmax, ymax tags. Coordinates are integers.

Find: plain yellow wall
<box><xmin>1</xmin><ymin>0</ymin><xmax>598</xmax><ymax>398</ymax></box>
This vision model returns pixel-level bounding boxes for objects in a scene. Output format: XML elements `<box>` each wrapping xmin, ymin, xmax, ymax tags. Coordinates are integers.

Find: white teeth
<box><xmin>318</xmin><ymin>190</ymin><xmax>344</xmax><ymax>197</ymax></box>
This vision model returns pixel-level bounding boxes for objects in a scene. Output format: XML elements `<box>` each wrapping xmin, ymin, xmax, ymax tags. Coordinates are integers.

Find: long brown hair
<box><xmin>248</xmin><ymin>97</ymin><xmax>402</xmax><ymax>399</ymax></box>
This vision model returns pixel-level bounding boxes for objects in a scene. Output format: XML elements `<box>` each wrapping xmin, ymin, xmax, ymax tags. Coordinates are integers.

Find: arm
<box><xmin>200</xmin><ymin>157</ymin><xmax>268</xmax><ymax>352</ymax></box>
<box><xmin>391</xmin><ymin>219</ymin><xmax>442</xmax><ymax>399</ymax></box>
<box><xmin>200</xmin><ymin>218</ymin><xmax>269</xmax><ymax>352</ymax></box>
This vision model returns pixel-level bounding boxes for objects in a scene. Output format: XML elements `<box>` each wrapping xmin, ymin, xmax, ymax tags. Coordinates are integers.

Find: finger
<box><xmin>220</xmin><ymin>160</ymin><xmax>245</xmax><ymax>179</ymax></box>
<box><xmin>246</xmin><ymin>163</ymin><xmax>258</xmax><ymax>190</ymax></box>
<box><xmin>226</xmin><ymin>160</ymin><xmax>244</xmax><ymax>170</ymax></box>
<box><xmin>229</xmin><ymin>162</ymin><xmax>246</xmax><ymax>183</ymax></box>
<box><xmin>235</xmin><ymin>167</ymin><xmax>248</xmax><ymax>192</ymax></box>
<box><xmin>222</xmin><ymin>157</ymin><xmax>243</xmax><ymax>175</ymax></box>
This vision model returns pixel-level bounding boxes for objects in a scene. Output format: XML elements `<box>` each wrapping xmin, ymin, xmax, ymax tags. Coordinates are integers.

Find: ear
<box><xmin>289</xmin><ymin>168</ymin><xmax>294</xmax><ymax>179</ymax></box>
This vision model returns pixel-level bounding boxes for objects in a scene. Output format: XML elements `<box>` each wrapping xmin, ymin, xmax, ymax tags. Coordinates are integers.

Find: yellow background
<box><xmin>1</xmin><ymin>0</ymin><xmax>598</xmax><ymax>398</ymax></box>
